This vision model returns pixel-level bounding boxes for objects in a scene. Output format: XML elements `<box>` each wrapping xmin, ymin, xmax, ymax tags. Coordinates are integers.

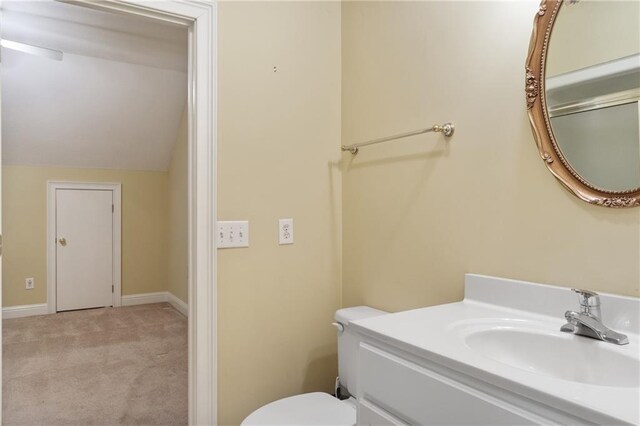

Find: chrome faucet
<box><xmin>560</xmin><ymin>288</ymin><xmax>629</xmax><ymax>345</ymax></box>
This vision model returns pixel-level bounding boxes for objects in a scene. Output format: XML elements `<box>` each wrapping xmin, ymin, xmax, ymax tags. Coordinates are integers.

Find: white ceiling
<box><xmin>1</xmin><ymin>0</ymin><xmax>188</xmax><ymax>171</ymax></box>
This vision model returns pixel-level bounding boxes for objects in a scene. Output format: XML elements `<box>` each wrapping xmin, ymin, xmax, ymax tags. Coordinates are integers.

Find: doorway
<box><xmin>47</xmin><ymin>182</ymin><xmax>122</xmax><ymax>313</ymax></box>
<box><xmin>0</xmin><ymin>1</ymin><xmax>217</xmax><ymax>424</ymax></box>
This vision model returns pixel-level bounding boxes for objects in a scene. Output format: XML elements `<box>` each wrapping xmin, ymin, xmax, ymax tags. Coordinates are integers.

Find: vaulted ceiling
<box><xmin>1</xmin><ymin>0</ymin><xmax>188</xmax><ymax>171</ymax></box>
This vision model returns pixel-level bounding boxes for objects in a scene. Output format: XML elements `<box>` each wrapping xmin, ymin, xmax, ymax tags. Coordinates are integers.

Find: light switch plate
<box><xmin>217</xmin><ymin>221</ymin><xmax>249</xmax><ymax>249</ymax></box>
<box><xmin>279</xmin><ymin>218</ymin><xmax>293</xmax><ymax>245</ymax></box>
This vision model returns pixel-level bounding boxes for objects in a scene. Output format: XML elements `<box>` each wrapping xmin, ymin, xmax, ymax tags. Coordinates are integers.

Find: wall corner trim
<box><xmin>167</xmin><ymin>292</ymin><xmax>189</xmax><ymax>317</ymax></box>
<box><xmin>121</xmin><ymin>292</ymin><xmax>168</xmax><ymax>306</ymax></box>
<box><xmin>121</xmin><ymin>291</ymin><xmax>189</xmax><ymax>317</ymax></box>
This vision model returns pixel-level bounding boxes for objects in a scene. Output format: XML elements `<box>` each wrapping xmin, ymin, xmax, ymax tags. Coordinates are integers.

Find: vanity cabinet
<box><xmin>351</xmin><ymin>274</ymin><xmax>638</xmax><ymax>425</ymax></box>
<box><xmin>358</xmin><ymin>399</ymin><xmax>407</xmax><ymax>426</ymax></box>
<box><xmin>356</xmin><ymin>342</ymin><xmax>590</xmax><ymax>426</ymax></box>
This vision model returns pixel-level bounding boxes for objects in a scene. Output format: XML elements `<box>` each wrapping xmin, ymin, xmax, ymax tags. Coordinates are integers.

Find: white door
<box><xmin>56</xmin><ymin>189</ymin><xmax>114</xmax><ymax>312</ymax></box>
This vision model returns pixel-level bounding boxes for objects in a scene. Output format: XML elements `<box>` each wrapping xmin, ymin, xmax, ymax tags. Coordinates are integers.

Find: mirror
<box><xmin>526</xmin><ymin>0</ymin><xmax>640</xmax><ymax>207</ymax></box>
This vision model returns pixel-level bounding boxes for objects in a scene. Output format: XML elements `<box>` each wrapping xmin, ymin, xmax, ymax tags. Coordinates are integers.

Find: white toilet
<box><xmin>241</xmin><ymin>306</ymin><xmax>387</xmax><ymax>425</ymax></box>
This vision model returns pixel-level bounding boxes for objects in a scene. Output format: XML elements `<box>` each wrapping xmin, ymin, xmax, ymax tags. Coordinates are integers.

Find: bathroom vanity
<box><xmin>350</xmin><ymin>275</ymin><xmax>639</xmax><ymax>425</ymax></box>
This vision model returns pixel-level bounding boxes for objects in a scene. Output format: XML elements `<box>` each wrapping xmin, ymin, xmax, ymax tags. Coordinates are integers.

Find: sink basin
<box><xmin>464</xmin><ymin>327</ymin><xmax>639</xmax><ymax>387</ymax></box>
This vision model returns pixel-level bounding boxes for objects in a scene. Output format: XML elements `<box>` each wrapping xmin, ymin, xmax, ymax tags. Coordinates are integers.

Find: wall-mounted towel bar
<box><xmin>341</xmin><ymin>122</ymin><xmax>454</xmax><ymax>155</ymax></box>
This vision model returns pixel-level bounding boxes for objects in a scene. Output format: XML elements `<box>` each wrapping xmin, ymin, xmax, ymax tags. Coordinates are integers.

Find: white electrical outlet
<box><xmin>217</xmin><ymin>221</ymin><xmax>249</xmax><ymax>249</ymax></box>
<box><xmin>279</xmin><ymin>218</ymin><xmax>294</xmax><ymax>245</ymax></box>
<box><xmin>25</xmin><ymin>277</ymin><xmax>35</xmax><ymax>290</ymax></box>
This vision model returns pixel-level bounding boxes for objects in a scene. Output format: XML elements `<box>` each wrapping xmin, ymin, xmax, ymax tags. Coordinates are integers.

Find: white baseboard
<box><xmin>3</xmin><ymin>292</ymin><xmax>188</xmax><ymax>319</ymax></box>
<box><xmin>121</xmin><ymin>292</ymin><xmax>168</xmax><ymax>306</ymax></box>
<box><xmin>121</xmin><ymin>291</ymin><xmax>188</xmax><ymax>317</ymax></box>
<box><xmin>3</xmin><ymin>303</ymin><xmax>49</xmax><ymax>319</ymax></box>
<box><xmin>167</xmin><ymin>292</ymin><xmax>188</xmax><ymax>317</ymax></box>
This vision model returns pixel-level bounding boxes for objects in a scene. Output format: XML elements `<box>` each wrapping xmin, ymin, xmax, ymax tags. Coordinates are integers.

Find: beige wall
<box><xmin>2</xmin><ymin>166</ymin><xmax>169</xmax><ymax>306</ymax></box>
<box><xmin>168</xmin><ymin>108</ymin><xmax>188</xmax><ymax>303</ymax></box>
<box><xmin>341</xmin><ymin>1</ymin><xmax>640</xmax><ymax>314</ymax></box>
<box><xmin>217</xmin><ymin>2</ymin><xmax>342</xmax><ymax>424</ymax></box>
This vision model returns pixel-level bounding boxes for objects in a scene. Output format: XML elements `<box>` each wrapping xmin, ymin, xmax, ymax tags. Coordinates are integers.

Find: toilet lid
<box><xmin>241</xmin><ymin>392</ymin><xmax>356</xmax><ymax>426</ymax></box>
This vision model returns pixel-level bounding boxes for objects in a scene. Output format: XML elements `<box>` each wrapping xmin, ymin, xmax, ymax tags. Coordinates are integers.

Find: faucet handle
<box><xmin>571</xmin><ymin>288</ymin><xmax>600</xmax><ymax>308</ymax></box>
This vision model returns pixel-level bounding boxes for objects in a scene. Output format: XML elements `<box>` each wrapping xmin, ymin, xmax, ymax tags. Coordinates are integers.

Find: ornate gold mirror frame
<box><xmin>526</xmin><ymin>0</ymin><xmax>640</xmax><ymax>208</ymax></box>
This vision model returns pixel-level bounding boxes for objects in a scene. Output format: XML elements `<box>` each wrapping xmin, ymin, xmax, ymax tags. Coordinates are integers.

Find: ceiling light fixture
<box><xmin>0</xmin><ymin>39</ymin><xmax>63</xmax><ymax>61</ymax></box>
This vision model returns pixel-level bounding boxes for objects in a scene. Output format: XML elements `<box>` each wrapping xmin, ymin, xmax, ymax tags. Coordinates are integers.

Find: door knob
<box><xmin>59</xmin><ymin>237</ymin><xmax>67</xmax><ymax>246</ymax></box>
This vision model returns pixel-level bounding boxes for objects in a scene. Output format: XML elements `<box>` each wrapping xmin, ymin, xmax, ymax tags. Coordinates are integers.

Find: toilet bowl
<box><xmin>241</xmin><ymin>306</ymin><xmax>387</xmax><ymax>426</ymax></box>
<box><xmin>241</xmin><ymin>392</ymin><xmax>357</xmax><ymax>425</ymax></box>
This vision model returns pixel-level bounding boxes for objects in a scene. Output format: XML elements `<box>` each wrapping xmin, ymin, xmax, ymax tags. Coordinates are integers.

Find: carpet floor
<box><xmin>2</xmin><ymin>303</ymin><xmax>187</xmax><ymax>426</ymax></box>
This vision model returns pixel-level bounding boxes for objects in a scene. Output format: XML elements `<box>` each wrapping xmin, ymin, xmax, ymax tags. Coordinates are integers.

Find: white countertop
<box><xmin>350</xmin><ymin>274</ymin><xmax>640</xmax><ymax>425</ymax></box>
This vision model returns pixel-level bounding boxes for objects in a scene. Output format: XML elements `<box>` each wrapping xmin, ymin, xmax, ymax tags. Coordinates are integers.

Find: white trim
<box><xmin>46</xmin><ymin>182</ymin><xmax>122</xmax><ymax>314</ymax></box>
<box><xmin>2</xmin><ymin>303</ymin><xmax>49</xmax><ymax>320</ymax></box>
<box><xmin>3</xmin><ymin>293</ymin><xmax>189</xmax><ymax>320</ymax></box>
<box><xmin>184</xmin><ymin>3</ymin><xmax>218</xmax><ymax>425</ymax></box>
<box><xmin>121</xmin><ymin>292</ymin><xmax>168</xmax><ymax>307</ymax></box>
<box><xmin>167</xmin><ymin>292</ymin><xmax>189</xmax><ymax>317</ymax></box>
<box><xmin>0</xmin><ymin>15</ymin><xmax>4</xmax><ymax>422</ymax></box>
<box><xmin>59</xmin><ymin>0</ymin><xmax>205</xmax><ymax>26</ymax></box>
<box><xmin>122</xmin><ymin>292</ymin><xmax>189</xmax><ymax>317</ymax></box>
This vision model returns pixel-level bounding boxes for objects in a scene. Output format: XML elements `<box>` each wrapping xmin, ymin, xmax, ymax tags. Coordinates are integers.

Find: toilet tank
<box><xmin>334</xmin><ymin>306</ymin><xmax>387</xmax><ymax>397</ymax></box>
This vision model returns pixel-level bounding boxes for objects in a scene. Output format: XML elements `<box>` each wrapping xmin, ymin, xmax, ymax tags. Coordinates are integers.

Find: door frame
<box><xmin>1</xmin><ymin>1</ymin><xmax>218</xmax><ymax>425</ymax></box>
<box><xmin>46</xmin><ymin>182</ymin><xmax>122</xmax><ymax>314</ymax></box>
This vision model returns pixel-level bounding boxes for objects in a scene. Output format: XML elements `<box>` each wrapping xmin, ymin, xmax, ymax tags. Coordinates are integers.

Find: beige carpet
<box><xmin>3</xmin><ymin>303</ymin><xmax>187</xmax><ymax>426</ymax></box>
